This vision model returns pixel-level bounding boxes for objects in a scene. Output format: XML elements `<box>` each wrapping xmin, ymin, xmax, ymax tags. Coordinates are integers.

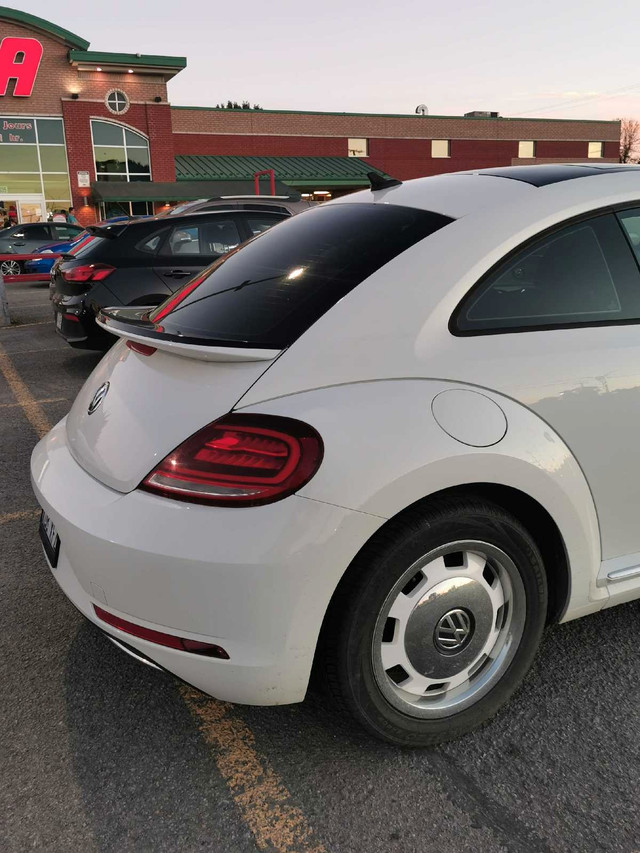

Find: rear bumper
<box><xmin>31</xmin><ymin>418</ymin><xmax>381</xmax><ymax>704</ymax></box>
<box><xmin>51</xmin><ymin>293</ymin><xmax>111</xmax><ymax>348</ymax></box>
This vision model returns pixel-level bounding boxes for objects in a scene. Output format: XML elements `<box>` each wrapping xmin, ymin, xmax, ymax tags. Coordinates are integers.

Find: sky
<box><xmin>17</xmin><ymin>0</ymin><xmax>640</xmax><ymax>120</ymax></box>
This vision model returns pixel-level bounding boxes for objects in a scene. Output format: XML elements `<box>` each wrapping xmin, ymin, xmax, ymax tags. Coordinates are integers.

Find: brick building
<box><xmin>0</xmin><ymin>7</ymin><xmax>621</xmax><ymax>224</ymax></box>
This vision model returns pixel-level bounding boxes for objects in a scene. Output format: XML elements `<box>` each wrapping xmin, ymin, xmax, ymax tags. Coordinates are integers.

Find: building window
<box><xmin>91</xmin><ymin>120</ymin><xmax>151</xmax><ymax>183</ymax></box>
<box><xmin>98</xmin><ymin>200</ymin><xmax>154</xmax><ymax>220</ymax></box>
<box><xmin>518</xmin><ymin>140</ymin><xmax>535</xmax><ymax>158</ymax></box>
<box><xmin>588</xmin><ymin>141</ymin><xmax>604</xmax><ymax>158</ymax></box>
<box><xmin>347</xmin><ymin>138</ymin><xmax>368</xmax><ymax>157</ymax></box>
<box><xmin>431</xmin><ymin>139</ymin><xmax>450</xmax><ymax>158</ymax></box>
<box><xmin>0</xmin><ymin>116</ymin><xmax>71</xmax><ymax>219</ymax></box>
<box><xmin>105</xmin><ymin>90</ymin><xmax>130</xmax><ymax>115</ymax></box>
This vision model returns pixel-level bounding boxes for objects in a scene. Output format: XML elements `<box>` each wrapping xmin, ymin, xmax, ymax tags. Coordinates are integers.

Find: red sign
<box><xmin>0</xmin><ymin>37</ymin><xmax>43</xmax><ymax>97</ymax></box>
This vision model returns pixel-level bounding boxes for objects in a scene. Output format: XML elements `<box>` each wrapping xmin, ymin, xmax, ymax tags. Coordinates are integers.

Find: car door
<box><xmin>152</xmin><ymin>215</ymin><xmax>244</xmax><ymax>292</ymax></box>
<box><xmin>9</xmin><ymin>223</ymin><xmax>53</xmax><ymax>253</ymax></box>
<box><xmin>448</xmin><ymin>207</ymin><xmax>640</xmax><ymax>563</ymax></box>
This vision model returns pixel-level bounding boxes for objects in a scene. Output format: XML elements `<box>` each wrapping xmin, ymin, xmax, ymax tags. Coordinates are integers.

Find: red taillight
<box><xmin>93</xmin><ymin>605</ymin><xmax>230</xmax><ymax>658</ymax></box>
<box><xmin>140</xmin><ymin>413</ymin><xmax>324</xmax><ymax>506</ymax></box>
<box><xmin>62</xmin><ymin>263</ymin><xmax>115</xmax><ymax>283</ymax></box>
<box><xmin>126</xmin><ymin>340</ymin><xmax>157</xmax><ymax>356</ymax></box>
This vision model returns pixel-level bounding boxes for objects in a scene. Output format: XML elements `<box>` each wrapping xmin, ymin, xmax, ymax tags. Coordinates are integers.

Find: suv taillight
<box><xmin>140</xmin><ymin>413</ymin><xmax>323</xmax><ymax>506</ymax></box>
<box><xmin>62</xmin><ymin>263</ymin><xmax>115</xmax><ymax>283</ymax></box>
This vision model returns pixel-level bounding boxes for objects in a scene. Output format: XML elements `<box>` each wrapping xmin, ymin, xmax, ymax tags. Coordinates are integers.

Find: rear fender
<box><xmin>238</xmin><ymin>379</ymin><xmax>604</xmax><ymax>621</ymax></box>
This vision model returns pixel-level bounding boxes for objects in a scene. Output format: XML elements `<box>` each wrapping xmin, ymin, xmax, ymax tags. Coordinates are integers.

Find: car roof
<box><xmin>331</xmin><ymin>164</ymin><xmax>640</xmax><ymax>220</ymax></box>
<box><xmin>91</xmin><ymin>207</ymin><xmax>289</xmax><ymax>235</ymax></box>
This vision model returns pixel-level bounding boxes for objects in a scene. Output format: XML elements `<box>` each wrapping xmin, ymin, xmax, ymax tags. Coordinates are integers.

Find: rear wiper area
<box><xmin>86</xmin><ymin>223</ymin><xmax>128</xmax><ymax>239</ymax></box>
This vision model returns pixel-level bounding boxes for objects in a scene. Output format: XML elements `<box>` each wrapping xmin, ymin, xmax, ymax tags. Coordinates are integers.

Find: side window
<box><xmin>52</xmin><ymin>225</ymin><xmax>81</xmax><ymax>240</ymax></box>
<box><xmin>138</xmin><ymin>229</ymin><xmax>169</xmax><ymax>254</ymax></box>
<box><xmin>168</xmin><ymin>225</ymin><xmax>201</xmax><ymax>255</ymax></box>
<box><xmin>200</xmin><ymin>218</ymin><xmax>241</xmax><ymax>256</ymax></box>
<box><xmin>454</xmin><ymin>213</ymin><xmax>640</xmax><ymax>333</ymax></box>
<box><xmin>245</xmin><ymin>214</ymin><xmax>286</xmax><ymax>236</ymax></box>
<box><xmin>22</xmin><ymin>224</ymin><xmax>50</xmax><ymax>241</ymax></box>
<box><xmin>617</xmin><ymin>209</ymin><xmax>640</xmax><ymax>263</ymax></box>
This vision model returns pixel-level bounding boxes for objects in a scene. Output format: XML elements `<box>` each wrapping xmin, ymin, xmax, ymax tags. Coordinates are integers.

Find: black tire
<box><xmin>320</xmin><ymin>497</ymin><xmax>547</xmax><ymax>747</ymax></box>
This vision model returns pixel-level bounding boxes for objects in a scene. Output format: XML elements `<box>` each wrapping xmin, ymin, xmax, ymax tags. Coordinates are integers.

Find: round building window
<box><xmin>105</xmin><ymin>89</ymin><xmax>130</xmax><ymax>115</ymax></box>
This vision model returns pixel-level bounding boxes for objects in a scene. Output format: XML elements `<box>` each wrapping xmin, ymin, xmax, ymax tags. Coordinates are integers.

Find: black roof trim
<box><xmin>459</xmin><ymin>164</ymin><xmax>640</xmax><ymax>187</ymax></box>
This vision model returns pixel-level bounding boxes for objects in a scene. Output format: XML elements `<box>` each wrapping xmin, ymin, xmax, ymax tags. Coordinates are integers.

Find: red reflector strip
<box><xmin>93</xmin><ymin>605</ymin><xmax>229</xmax><ymax>659</ymax></box>
<box><xmin>126</xmin><ymin>340</ymin><xmax>157</xmax><ymax>356</ymax></box>
<box><xmin>150</xmin><ymin>271</ymin><xmax>207</xmax><ymax>323</ymax></box>
<box><xmin>63</xmin><ymin>313</ymin><xmax>80</xmax><ymax>322</ymax></box>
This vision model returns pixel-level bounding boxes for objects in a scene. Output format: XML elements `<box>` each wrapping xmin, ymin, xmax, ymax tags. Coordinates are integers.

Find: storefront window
<box><xmin>36</xmin><ymin>119</ymin><xmax>65</xmax><ymax>145</ymax></box>
<box><xmin>98</xmin><ymin>200</ymin><xmax>154</xmax><ymax>219</ymax></box>
<box><xmin>43</xmin><ymin>174</ymin><xmax>72</xmax><ymax>199</ymax></box>
<box><xmin>0</xmin><ymin>116</ymin><xmax>71</xmax><ymax>219</ymax></box>
<box><xmin>91</xmin><ymin>120</ymin><xmax>151</xmax><ymax>183</ymax></box>
<box><xmin>39</xmin><ymin>147</ymin><xmax>67</xmax><ymax>172</ymax></box>
<box><xmin>0</xmin><ymin>172</ymin><xmax>42</xmax><ymax>193</ymax></box>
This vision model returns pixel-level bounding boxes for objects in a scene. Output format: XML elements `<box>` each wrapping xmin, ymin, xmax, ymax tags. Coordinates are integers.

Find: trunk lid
<box><xmin>66</xmin><ymin>340</ymin><xmax>278</xmax><ymax>493</ymax></box>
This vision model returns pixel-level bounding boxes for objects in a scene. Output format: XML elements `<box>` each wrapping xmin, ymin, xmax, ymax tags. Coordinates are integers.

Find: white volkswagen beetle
<box><xmin>32</xmin><ymin>164</ymin><xmax>640</xmax><ymax>746</ymax></box>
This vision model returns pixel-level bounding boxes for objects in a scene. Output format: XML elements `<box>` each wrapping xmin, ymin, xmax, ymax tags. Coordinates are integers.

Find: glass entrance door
<box><xmin>18</xmin><ymin>198</ymin><xmax>45</xmax><ymax>223</ymax></box>
<box><xmin>0</xmin><ymin>195</ymin><xmax>46</xmax><ymax>225</ymax></box>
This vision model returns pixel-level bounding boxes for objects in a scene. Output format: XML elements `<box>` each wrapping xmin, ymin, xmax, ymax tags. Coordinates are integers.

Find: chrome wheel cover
<box><xmin>0</xmin><ymin>260</ymin><xmax>20</xmax><ymax>276</ymax></box>
<box><xmin>372</xmin><ymin>540</ymin><xmax>526</xmax><ymax>718</ymax></box>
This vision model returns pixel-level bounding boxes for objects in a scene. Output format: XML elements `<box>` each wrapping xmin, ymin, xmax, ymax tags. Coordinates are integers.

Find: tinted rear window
<box><xmin>149</xmin><ymin>203</ymin><xmax>452</xmax><ymax>348</ymax></box>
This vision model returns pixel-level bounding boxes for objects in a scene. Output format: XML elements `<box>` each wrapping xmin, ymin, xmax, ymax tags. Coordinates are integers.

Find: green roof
<box><xmin>0</xmin><ymin>6</ymin><xmax>90</xmax><ymax>49</ymax></box>
<box><xmin>175</xmin><ymin>155</ymin><xmax>390</xmax><ymax>188</ymax></box>
<box><xmin>69</xmin><ymin>50</ymin><xmax>186</xmax><ymax>71</ymax></box>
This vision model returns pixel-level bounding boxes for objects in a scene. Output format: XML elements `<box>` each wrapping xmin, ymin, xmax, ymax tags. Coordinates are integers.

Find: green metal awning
<box><xmin>174</xmin><ymin>155</ymin><xmax>391</xmax><ymax>188</ymax></box>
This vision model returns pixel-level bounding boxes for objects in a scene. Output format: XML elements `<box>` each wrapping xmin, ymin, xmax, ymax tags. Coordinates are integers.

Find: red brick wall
<box><xmin>173</xmin><ymin>133</ymin><xmax>346</xmax><ymax>157</ymax></box>
<box><xmin>173</xmin><ymin>133</ymin><xmax>619</xmax><ymax>182</ymax></box>
<box><xmin>171</xmin><ymin>108</ymin><xmax>621</xmax><ymax>143</ymax></box>
<box><xmin>63</xmin><ymin>101</ymin><xmax>175</xmax><ymax>223</ymax></box>
<box><xmin>171</xmin><ymin>110</ymin><xmax>621</xmax><ymax>182</ymax></box>
<box><xmin>0</xmin><ymin>21</ymin><xmax>78</xmax><ymax>114</ymax></box>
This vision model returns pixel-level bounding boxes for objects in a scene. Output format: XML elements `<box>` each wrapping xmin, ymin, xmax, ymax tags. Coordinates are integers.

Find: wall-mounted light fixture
<box><xmin>154</xmin><ymin>96</ymin><xmax>162</xmax><ymax>103</ymax></box>
<box><xmin>71</xmin><ymin>93</ymin><xmax>79</xmax><ymax>100</ymax></box>
<box><xmin>96</xmin><ymin>66</ymin><xmax>102</xmax><ymax>71</ymax></box>
<box><xmin>127</xmin><ymin>69</ymin><xmax>134</xmax><ymax>74</ymax></box>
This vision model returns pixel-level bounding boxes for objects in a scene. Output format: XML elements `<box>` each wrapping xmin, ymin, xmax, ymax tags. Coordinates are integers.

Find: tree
<box><xmin>619</xmin><ymin>118</ymin><xmax>640</xmax><ymax>163</ymax></box>
<box><xmin>215</xmin><ymin>101</ymin><xmax>263</xmax><ymax>110</ymax></box>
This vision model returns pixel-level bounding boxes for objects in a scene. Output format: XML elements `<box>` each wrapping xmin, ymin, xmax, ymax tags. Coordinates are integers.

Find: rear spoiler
<box><xmin>86</xmin><ymin>223</ymin><xmax>129</xmax><ymax>239</ymax></box>
<box><xmin>96</xmin><ymin>307</ymin><xmax>280</xmax><ymax>363</ymax></box>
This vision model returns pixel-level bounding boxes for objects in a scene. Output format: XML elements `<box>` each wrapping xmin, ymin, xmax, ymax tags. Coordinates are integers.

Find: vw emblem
<box><xmin>434</xmin><ymin>608</ymin><xmax>473</xmax><ymax>655</ymax></box>
<box><xmin>88</xmin><ymin>381</ymin><xmax>110</xmax><ymax>415</ymax></box>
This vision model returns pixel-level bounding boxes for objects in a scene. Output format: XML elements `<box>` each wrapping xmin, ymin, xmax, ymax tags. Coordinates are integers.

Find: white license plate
<box><xmin>55</xmin><ymin>311</ymin><xmax>62</xmax><ymax>330</ymax></box>
<box><xmin>39</xmin><ymin>510</ymin><xmax>60</xmax><ymax>567</ymax></box>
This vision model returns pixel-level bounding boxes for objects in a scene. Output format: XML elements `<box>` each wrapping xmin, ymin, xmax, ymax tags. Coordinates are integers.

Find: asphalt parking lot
<box><xmin>1</xmin><ymin>282</ymin><xmax>639</xmax><ymax>853</ymax></box>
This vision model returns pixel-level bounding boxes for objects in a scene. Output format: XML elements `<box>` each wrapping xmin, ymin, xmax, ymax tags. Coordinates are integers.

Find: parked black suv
<box><xmin>51</xmin><ymin>208</ymin><xmax>287</xmax><ymax>349</ymax></box>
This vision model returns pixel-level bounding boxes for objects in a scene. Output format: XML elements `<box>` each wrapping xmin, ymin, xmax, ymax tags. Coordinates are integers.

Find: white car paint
<box><xmin>31</xmin><ymin>166</ymin><xmax>640</xmax><ymax>707</ymax></box>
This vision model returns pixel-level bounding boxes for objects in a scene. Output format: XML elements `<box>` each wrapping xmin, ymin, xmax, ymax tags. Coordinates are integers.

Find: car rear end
<box><xmin>32</xmin><ymin>200</ymin><xmax>453</xmax><ymax>704</ymax></box>
<box><xmin>50</xmin><ymin>221</ymin><xmax>151</xmax><ymax>349</ymax></box>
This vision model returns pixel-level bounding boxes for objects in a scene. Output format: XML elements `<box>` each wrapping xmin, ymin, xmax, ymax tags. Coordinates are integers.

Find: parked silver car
<box><xmin>159</xmin><ymin>195</ymin><xmax>316</xmax><ymax>219</ymax></box>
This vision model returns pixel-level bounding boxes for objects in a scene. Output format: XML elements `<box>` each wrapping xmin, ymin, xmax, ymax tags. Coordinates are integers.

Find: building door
<box><xmin>18</xmin><ymin>196</ymin><xmax>46</xmax><ymax>223</ymax></box>
<box><xmin>0</xmin><ymin>194</ymin><xmax>46</xmax><ymax>224</ymax></box>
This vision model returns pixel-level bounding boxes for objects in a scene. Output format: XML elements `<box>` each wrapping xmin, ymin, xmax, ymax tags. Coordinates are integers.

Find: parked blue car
<box><xmin>23</xmin><ymin>233</ymin><xmax>88</xmax><ymax>274</ymax></box>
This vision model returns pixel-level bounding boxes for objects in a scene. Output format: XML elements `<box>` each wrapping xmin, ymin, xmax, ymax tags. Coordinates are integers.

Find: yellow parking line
<box><xmin>0</xmin><ymin>509</ymin><xmax>40</xmax><ymax>525</ymax></box>
<box><xmin>180</xmin><ymin>687</ymin><xmax>327</xmax><ymax>853</ymax></box>
<box><xmin>1</xmin><ymin>341</ymin><xmax>327</xmax><ymax>853</ymax></box>
<box><xmin>0</xmin><ymin>343</ymin><xmax>51</xmax><ymax>438</ymax></box>
<box><xmin>0</xmin><ymin>396</ymin><xmax>65</xmax><ymax>410</ymax></box>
